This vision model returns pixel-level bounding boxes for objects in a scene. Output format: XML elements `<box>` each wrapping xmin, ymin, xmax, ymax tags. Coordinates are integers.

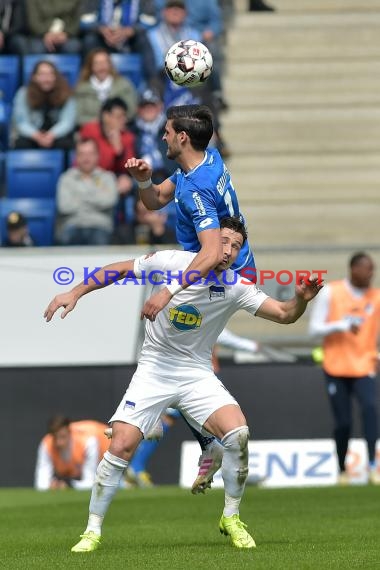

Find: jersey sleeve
<box><xmin>183</xmin><ymin>185</ymin><xmax>220</xmax><ymax>234</ymax></box>
<box><xmin>133</xmin><ymin>250</ymin><xmax>195</xmax><ymax>284</ymax></box>
<box><xmin>234</xmin><ymin>281</ymin><xmax>269</xmax><ymax>316</ymax></box>
<box><xmin>133</xmin><ymin>251</ymin><xmax>171</xmax><ymax>278</ymax></box>
<box><xmin>169</xmin><ymin>170</ymin><xmax>179</xmax><ymax>185</ymax></box>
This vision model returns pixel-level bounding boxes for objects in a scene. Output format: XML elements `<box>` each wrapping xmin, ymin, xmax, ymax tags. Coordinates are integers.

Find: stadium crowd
<box><xmin>0</xmin><ymin>0</ymin><xmax>235</xmax><ymax>247</ymax></box>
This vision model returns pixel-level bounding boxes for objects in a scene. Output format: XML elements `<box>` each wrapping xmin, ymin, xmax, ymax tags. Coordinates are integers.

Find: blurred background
<box><xmin>0</xmin><ymin>0</ymin><xmax>379</xmax><ymax>488</ymax></box>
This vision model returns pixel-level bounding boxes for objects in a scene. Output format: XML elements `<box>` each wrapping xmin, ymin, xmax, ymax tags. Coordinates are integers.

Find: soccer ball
<box><xmin>164</xmin><ymin>39</ymin><xmax>213</xmax><ymax>88</ymax></box>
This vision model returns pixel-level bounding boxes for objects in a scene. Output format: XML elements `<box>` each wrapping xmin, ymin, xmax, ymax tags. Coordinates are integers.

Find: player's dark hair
<box><xmin>47</xmin><ymin>414</ymin><xmax>71</xmax><ymax>434</ymax></box>
<box><xmin>349</xmin><ymin>252</ymin><xmax>371</xmax><ymax>268</ymax></box>
<box><xmin>220</xmin><ymin>217</ymin><xmax>247</xmax><ymax>244</ymax></box>
<box><xmin>166</xmin><ymin>105</ymin><xmax>213</xmax><ymax>150</ymax></box>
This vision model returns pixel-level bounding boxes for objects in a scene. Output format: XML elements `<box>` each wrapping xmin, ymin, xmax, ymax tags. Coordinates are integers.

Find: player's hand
<box><xmin>295</xmin><ymin>274</ymin><xmax>323</xmax><ymax>302</ymax></box>
<box><xmin>44</xmin><ymin>292</ymin><xmax>78</xmax><ymax>322</ymax></box>
<box><xmin>140</xmin><ymin>288</ymin><xmax>173</xmax><ymax>321</ymax></box>
<box><xmin>124</xmin><ymin>157</ymin><xmax>153</xmax><ymax>183</ymax></box>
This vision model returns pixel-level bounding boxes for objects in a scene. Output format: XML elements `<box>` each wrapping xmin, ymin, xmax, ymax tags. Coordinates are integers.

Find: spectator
<box><xmin>147</xmin><ymin>0</ymin><xmax>230</xmax><ymax>156</ymax></box>
<box><xmin>55</xmin><ymin>138</ymin><xmax>119</xmax><ymax>246</ymax></box>
<box><xmin>3</xmin><ymin>211</ymin><xmax>34</xmax><ymax>247</ymax></box>
<box><xmin>309</xmin><ymin>252</ymin><xmax>380</xmax><ymax>485</ymax></box>
<box><xmin>82</xmin><ymin>0</ymin><xmax>157</xmax><ymax>86</ymax></box>
<box><xmin>132</xmin><ymin>88</ymin><xmax>172</xmax><ymax>181</ymax></box>
<box><xmin>0</xmin><ymin>0</ymin><xmax>28</xmax><ymax>55</ymax></box>
<box><xmin>184</xmin><ymin>0</ymin><xmax>228</xmax><ymax>111</ymax></box>
<box><xmin>34</xmin><ymin>415</ymin><xmax>109</xmax><ymax>490</ymax></box>
<box><xmin>11</xmin><ymin>60</ymin><xmax>76</xmax><ymax>150</ymax></box>
<box><xmin>75</xmin><ymin>48</ymin><xmax>138</xmax><ymax>127</ymax></box>
<box><xmin>80</xmin><ymin>97</ymin><xmax>136</xmax><ymax>196</ymax></box>
<box><xmin>14</xmin><ymin>0</ymin><xmax>82</xmax><ymax>55</ymax></box>
<box><xmin>147</xmin><ymin>0</ymin><xmax>201</xmax><ymax>94</ymax></box>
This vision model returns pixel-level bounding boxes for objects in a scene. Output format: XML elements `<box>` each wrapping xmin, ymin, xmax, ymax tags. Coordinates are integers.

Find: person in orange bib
<box><xmin>34</xmin><ymin>415</ymin><xmax>110</xmax><ymax>490</ymax></box>
<box><xmin>309</xmin><ymin>252</ymin><xmax>380</xmax><ymax>484</ymax></box>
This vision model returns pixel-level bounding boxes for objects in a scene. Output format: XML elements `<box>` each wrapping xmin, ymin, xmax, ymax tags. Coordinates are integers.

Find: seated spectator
<box><xmin>134</xmin><ymin>198</ymin><xmax>176</xmax><ymax>245</ymax></box>
<box><xmin>11</xmin><ymin>61</ymin><xmax>76</xmax><ymax>150</ymax></box>
<box><xmin>184</xmin><ymin>0</ymin><xmax>228</xmax><ymax>111</ymax></box>
<box><xmin>80</xmin><ymin>97</ymin><xmax>135</xmax><ymax>196</ymax></box>
<box><xmin>55</xmin><ymin>138</ymin><xmax>118</xmax><ymax>246</ymax></box>
<box><xmin>131</xmin><ymin>88</ymin><xmax>173</xmax><ymax>181</ymax></box>
<box><xmin>147</xmin><ymin>0</ymin><xmax>229</xmax><ymax>156</ymax></box>
<box><xmin>75</xmin><ymin>48</ymin><xmax>138</xmax><ymax>127</ymax></box>
<box><xmin>0</xmin><ymin>0</ymin><xmax>28</xmax><ymax>55</ymax></box>
<box><xmin>82</xmin><ymin>0</ymin><xmax>157</xmax><ymax>86</ymax></box>
<box><xmin>148</xmin><ymin>0</ymin><xmax>201</xmax><ymax>95</ymax></box>
<box><xmin>34</xmin><ymin>415</ymin><xmax>109</xmax><ymax>490</ymax></box>
<box><xmin>3</xmin><ymin>211</ymin><xmax>35</xmax><ymax>247</ymax></box>
<box><xmin>13</xmin><ymin>0</ymin><xmax>82</xmax><ymax>55</ymax></box>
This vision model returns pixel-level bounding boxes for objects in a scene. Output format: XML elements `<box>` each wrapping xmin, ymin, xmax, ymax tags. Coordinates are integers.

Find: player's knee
<box><xmin>221</xmin><ymin>425</ymin><xmax>250</xmax><ymax>452</ymax></box>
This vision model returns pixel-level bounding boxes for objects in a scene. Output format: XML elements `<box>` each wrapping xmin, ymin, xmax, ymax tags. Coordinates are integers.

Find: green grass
<box><xmin>1</xmin><ymin>486</ymin><xmax>379</xmax><ymax>570</ymax></box>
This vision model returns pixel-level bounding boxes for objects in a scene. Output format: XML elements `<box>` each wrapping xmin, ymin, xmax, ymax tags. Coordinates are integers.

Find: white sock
<box><xmin>85</xmin><ymin>451</ymin><xmax>129</xmax><ymax>535</ymax></box>
<box><xmin>221</xmin><ymin>426</ymin><xmax>249</xmax><ymax>517</ymax></box>
<box><xmin>224</xmin><ymin>494</ymin><xmax>242</xmax><ymax>517</ymax></box>
<box><xmin>86</xmin><ymin>513</ymin><xmax>104</xmax><ymax>535</ymax></box>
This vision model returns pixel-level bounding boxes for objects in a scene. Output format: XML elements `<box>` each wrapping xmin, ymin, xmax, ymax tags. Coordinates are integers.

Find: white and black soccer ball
<box><xmin>164</xmin><ymin>39</ymin><xmax>213</xmax><ymax>88</ymax></box>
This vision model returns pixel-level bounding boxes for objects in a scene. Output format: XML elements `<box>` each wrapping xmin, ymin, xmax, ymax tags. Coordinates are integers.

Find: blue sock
<box><xmin>130</xmin><ymin>421</ymin><xmax>170</xmax><ymax>474</ymax></box>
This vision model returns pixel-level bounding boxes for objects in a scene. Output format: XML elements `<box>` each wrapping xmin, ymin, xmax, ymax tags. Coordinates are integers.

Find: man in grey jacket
<box><xmin>56</xmin><ymin>137</ymin><xmax>119</xmax><ymax>245</ymax></box>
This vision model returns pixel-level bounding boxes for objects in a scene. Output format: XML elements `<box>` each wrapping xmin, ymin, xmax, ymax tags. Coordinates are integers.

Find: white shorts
<box><xmin>109</xmin><ymin>366</ymin><xmax>239</xmax><ymax>437</ymax></box>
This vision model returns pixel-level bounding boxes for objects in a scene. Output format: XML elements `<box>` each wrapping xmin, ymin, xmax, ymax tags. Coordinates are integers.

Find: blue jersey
<box><xmin>169</xmin><ymin>147</ymin><xmax>255</xmax><ymax>273</ymax></box>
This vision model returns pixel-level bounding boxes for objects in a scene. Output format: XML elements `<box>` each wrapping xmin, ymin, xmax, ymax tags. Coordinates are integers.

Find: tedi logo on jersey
<box><xmin>169</xmin><ymin>304</ymin><xmax>202</xmax><ymax>331</ymax></box>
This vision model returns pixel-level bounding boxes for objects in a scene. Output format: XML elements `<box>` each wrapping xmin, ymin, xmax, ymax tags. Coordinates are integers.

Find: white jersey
<box><xmin>133</xmin><ymin>250</ymin><xmax>268</xmax><ymax>373</ymax></box>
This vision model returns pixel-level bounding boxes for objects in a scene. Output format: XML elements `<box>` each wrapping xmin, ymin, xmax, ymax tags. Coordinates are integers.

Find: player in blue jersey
<box><xmin>125</xmin><ymin>104</ymin><xmax>256</xmax><ymax>493</ymax></box>
<box><xmin>125</xmin><ymin>104</ymin><xmax>256</xmax><ymax>322</ymax></box>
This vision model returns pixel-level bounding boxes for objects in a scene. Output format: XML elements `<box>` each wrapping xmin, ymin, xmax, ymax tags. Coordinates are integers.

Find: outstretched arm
<box><xmin>256</xmin><ymin>275</ymin><xmax>323</xmax><ymax>324</ymax></box>
<box><xmin>44</xmin><ymin>260</ymin><xmax>135</xmax><ymax>322</ymax></box>
<box><xmin>125</xmin><ymin>158</ymin><xmax>175</xmax><ymax>209</ymax></box>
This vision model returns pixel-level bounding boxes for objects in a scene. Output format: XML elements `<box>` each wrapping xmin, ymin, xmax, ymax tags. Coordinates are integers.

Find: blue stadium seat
<box><xmin>0</xmin><ymin>55</ymin><xmax>20</xmax><ymax>104</ymax></box>
<box><xmin>6</xmin><ymin>150</ymin><xmax>65</xmax><ymax>199</ymax></box>
<box><xmin>0</xmin><ymin>197</ymin><xmax>56</xmax><ymax>246</ymax></box>
<box><xmin>0</xmin><ymin>103</ymin><xmax>11</xmax><ymax>150</ymax></box>
<box><xmin>68</xmin><ymin>149</ymin><xmax>76</xmax><ymax>167</ymax></box>
<box><xmin>23</xmin><ymin>54</ymin><xmax>81</xmax><ymax>87</ymax></box>
<box><xmin>0</xmin><ymin>151</ymin><xmax>4</xmax><ymax>192</ymax></box>
<box><xmin>110</xmin><ymin>53</ymin><xmax>143</xmax><ymax>90</ymax></box>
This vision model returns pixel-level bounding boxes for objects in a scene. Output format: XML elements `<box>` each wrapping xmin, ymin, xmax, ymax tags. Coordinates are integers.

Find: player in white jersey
<box><xmin>126</xmin><ymin>104</ymin><xmax>258</xmax><ymax>480</ymax></box>
<box><xmin>44</xmin><ymin>217</ymin><xmax>322</xmax><ymax>553</ymax></box>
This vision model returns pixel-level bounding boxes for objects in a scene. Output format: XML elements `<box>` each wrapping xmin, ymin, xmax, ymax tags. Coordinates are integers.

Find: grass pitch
<box><xmin>1</xmin><ymin>485</ymin><xmax>379</xmax><ymax>570</ymax></box>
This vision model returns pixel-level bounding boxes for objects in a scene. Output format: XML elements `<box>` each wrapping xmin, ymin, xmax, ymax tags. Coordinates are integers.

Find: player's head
<box><xmin>216</xmin><ymin>217</ymin><xmax>247</xmax><ymax>271</ymax></box>
<box><xmin>47</xmin><ymin>415</ymin><xmax>71</xmax><ymax>451</ymax></box>
<box><xmin>165</xmin><ymin>105</ymin><xmax>213</xmax><ymax>155</ymax></box>
<box><xmin>349</xmin><ymin>252</ymin><xmax>375</xmax><ymax>288</ymax></box>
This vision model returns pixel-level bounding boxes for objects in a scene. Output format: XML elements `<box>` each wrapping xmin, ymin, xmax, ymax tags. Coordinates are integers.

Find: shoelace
<box><xmin>226</xmin><ymin>518</ymin><xmax>250</xmax><ymax>538</ymax></box>
<box><xmin>79</xmin><ymin>533</ymin><xmax>101</xmax><ymax>544</ymax></box>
